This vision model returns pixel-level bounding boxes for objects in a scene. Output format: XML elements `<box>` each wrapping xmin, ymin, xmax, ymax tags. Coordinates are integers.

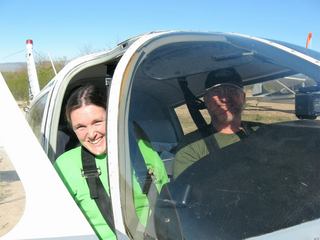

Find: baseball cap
<box><xmin>205</xmin><ymin>68</ymin><xmax>243</xmax><ymax>91</ymax></box>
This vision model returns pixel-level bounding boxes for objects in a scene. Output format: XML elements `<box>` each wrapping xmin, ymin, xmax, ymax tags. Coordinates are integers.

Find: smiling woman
<box><xmin>54</xmin><ymin>84</ymin><xmax>116</xmax><ymax>240</ymax></box>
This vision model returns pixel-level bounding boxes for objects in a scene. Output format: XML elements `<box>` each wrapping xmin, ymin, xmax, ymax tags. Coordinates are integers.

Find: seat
<box><xmin>55</xmin><ymin>126</ymin><xmax>79</xmax><ymax>160</ymax></box>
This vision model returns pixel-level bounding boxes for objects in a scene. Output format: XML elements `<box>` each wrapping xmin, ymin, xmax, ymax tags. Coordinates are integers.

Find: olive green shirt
<box><xmin>173</xmin><ymin>132</ymin><xmax>241</xmax><ymax>178</ymax></box>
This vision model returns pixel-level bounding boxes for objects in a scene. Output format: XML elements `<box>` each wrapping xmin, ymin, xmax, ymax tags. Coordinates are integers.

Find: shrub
<box><xmin>4</xmin><ymin>59</ymin><xmax>66</xmax><ymax>102</ymax></box>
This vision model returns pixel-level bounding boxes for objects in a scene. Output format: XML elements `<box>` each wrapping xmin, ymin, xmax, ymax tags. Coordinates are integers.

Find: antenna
<box><xmin>48</xmin><ymin>52</ymin><xmax>57</xmax><ymax>75</ymax></box>
<box><xmin>26</xmin><ymin>39</ymin><xmax>40</xmax><ymax>101</ymax></box>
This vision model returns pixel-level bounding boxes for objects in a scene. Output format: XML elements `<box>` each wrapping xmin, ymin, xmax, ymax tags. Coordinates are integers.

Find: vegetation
<box><xmin>3</xmin><ymin>70</ymin><xmax>29</xmax><ymax>101</ymax></box>
<box><xmin>3</xmin><ymin>57</ymin><xmax>67</xmax><ymax>102</ymax></box>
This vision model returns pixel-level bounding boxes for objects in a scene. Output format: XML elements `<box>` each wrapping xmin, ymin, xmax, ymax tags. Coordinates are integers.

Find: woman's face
<box><xmin>70</xmin><ymin>104</ymin><xmax>106</xmax><ymax>156</ymax></box>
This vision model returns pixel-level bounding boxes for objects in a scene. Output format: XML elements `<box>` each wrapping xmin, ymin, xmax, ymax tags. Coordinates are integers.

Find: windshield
<box><xmin>122</xmin><ymin>34</ymin><xmax>320</xmax><ymax>239</ymax></box>
<box><xmin>271</xmin><ymin>39</ymin><xmax>320</xmax><ymax>61</ymax></box>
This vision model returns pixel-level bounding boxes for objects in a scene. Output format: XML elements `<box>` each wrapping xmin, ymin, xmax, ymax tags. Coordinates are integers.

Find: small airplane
<box><xmin>1</xmin><ymin>30</ymin><xmax>320</xmax><ymax>239</ymax></box>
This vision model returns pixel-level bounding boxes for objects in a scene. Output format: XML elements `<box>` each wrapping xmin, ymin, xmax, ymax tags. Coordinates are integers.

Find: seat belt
<box><xmin>132</xmin><ymin>121</ymin><xmax>161</xmax><ymax>239</ymax></box>
<box><xmin>81</xmin><ymin>146</ymin><xmax>115</xmax><ymax>234</ymax></box>
<box><xmin>132</xmin><ymin>121</ymin><xmax>159</xmax><ymax>196</ymax></box>
<box><xmin>132</xmin><ymin>121</ymin><xmax>183</xmax><ymax>239</ymax></box>
<box><xmin>177</xmin><ymin>78</ymin><xmax>211</xmax><ymax>138</ymax></box>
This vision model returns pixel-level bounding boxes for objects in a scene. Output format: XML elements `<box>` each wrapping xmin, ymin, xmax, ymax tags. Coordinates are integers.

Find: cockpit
<box><xmin>26</xmin><ymin>31</ymin><xmax>320</xmax><ymax>239</ymax></box>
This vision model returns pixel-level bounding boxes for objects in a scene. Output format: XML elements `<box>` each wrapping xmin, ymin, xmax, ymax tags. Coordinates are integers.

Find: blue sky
<box><xmin>1</xmin><ymin>0</ymin><xmax>319</xmax><ymax>63</ymax></box>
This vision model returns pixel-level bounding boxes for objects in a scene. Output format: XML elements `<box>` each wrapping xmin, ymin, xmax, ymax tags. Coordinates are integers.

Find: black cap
<box><xmin>205</xmin><ymin>68</ymin><xmax>243</xmax><ymax>91</ymax></box>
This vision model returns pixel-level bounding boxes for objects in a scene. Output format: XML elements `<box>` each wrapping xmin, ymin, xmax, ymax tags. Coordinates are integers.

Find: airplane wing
<box><xmin>0</xmin><ymin>72</ymin><xmax>97</xmax><ymax>239</ymax></box>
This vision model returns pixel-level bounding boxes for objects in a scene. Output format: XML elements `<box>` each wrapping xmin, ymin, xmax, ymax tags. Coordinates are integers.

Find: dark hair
<box><xmin>65</xmin><ymin>84</ymin><xmax>106</xmax><ymax>123</ymax></box>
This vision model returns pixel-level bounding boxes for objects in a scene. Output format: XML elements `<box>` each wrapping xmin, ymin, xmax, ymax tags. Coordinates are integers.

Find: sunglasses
<box><xmin>206</xmin><ymin>84</ymin><xmax>244</xmax><ymax>97</ymax></box>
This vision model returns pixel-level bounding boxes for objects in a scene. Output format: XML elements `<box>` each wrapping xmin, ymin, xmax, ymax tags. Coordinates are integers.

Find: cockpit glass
<box><xmin>124</xmin><ymin>36</ymin><xmax>320</xmax><ymax>239</ymax></box>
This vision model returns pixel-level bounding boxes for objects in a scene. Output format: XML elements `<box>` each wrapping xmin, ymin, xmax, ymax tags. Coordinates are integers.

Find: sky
<box><xmin>1</xmin><ymin>0</ymin><xmax>319</xmax><ymax>63</ymax></box>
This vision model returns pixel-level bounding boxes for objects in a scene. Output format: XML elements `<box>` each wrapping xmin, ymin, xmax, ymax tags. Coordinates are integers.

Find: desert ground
<box><xmin>0</xmin><ymin>147</ymin><xmax>25</xmax><ymax>237</ymax></box>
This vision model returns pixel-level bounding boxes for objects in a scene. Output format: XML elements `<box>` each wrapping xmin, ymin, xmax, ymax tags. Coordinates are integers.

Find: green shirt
<box><xmin>173</xmin><ymin>132</ymin><xmax>241</xmax><ymax>178</ymax></box>
<box><xmin>54</xmin><ymin>146</ymin><xmax>115</xmax><ymax>240</ymax></box>
<box><xmin>55</xmin><ymin>142</ymin><xmax>169</xmax><ymax>239</ymax></box>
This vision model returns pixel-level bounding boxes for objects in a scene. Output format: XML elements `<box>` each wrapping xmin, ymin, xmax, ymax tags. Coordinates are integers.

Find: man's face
<box><xmin>204</xmin><ymin>85</ymin><xmax>245</xmax><ymax>123</ymax></box>
<box><xmin>70</xmin><ymin>104</ymin><xmax>106</xmax><ymax>156</ymax></box>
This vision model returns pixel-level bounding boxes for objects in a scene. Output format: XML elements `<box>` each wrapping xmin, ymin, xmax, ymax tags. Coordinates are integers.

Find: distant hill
<box><xmin>0</xmin><ymin>62</ymin><xmax>26</xmax><ymax>72</ymax></box>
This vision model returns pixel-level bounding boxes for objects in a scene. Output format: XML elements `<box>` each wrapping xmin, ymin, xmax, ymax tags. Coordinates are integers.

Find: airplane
<box><xmin>250</xmin><ymin>75</ymin><xmax>308</xmax><ymax>104</ymax></box>
<box><xmin>1</xmin><ymin>30</ymin><xmax>320</xmax><ymax>239</ymax></box>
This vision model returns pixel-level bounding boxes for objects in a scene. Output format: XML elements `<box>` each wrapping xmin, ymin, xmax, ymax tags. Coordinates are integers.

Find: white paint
<box><xmin>107</xmin><ymin>31</ymin><xmax>166</xmax><ymax>239</ymax></box>
<box><xmin>0</xmin><ymin>72</ymin><xmax>97</xmax><ymax>239</ymax></box>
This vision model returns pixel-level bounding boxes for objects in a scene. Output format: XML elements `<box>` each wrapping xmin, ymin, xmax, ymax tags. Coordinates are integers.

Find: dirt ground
<box><xmin>242</xmin><ymin>98</ymin><xmax>295</xmax><ymax>122</ymax></box>
<box><xmin>0</xmin><ymin>147</ymin><xmax>25</xmax><ymax>237</ymax></box>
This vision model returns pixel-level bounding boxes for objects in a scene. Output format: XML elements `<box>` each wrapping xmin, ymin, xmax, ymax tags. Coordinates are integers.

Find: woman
<box><xmin>55</xmin><ymin>84</ymin><xmax>168</xmax><ymax>239</ymax></box>
<box><xmin>54</xmin><ymin>84</ymin><xmax>115</xmax><ymax>239</ymax></box>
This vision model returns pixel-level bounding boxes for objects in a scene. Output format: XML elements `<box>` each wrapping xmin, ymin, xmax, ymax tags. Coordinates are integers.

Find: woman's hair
<box><xmin>65</xmin><ymin>84</ymin><xmax>106</xmax><ymax>123</ymax></box>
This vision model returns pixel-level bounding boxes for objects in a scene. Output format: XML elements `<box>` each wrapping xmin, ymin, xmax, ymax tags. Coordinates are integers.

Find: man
<box><xmin>173</xmin><ymin>68</ymin><xmax>253</xmax><ymax>178</ymax></box>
